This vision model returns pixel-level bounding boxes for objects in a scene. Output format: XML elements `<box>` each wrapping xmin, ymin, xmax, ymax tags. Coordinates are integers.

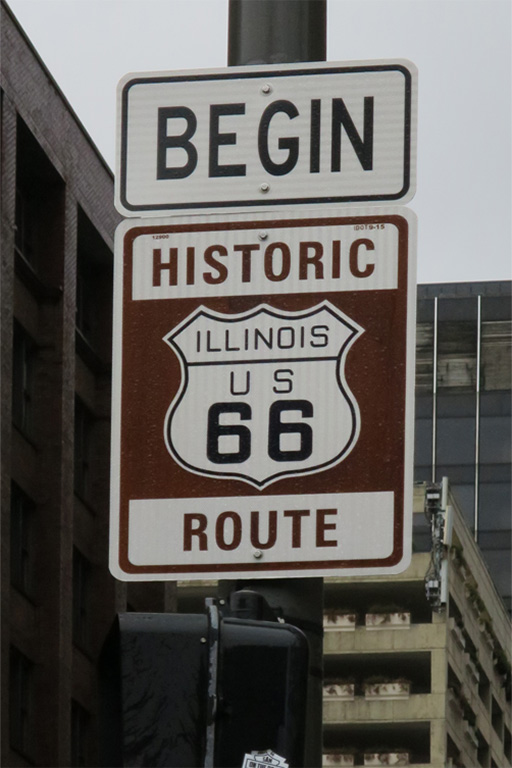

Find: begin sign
<box><xmin>116</xmin><ymin>60</ymin><xmax>417</xmax><ymax>215</ymax></box>
<box><xmin>109</xmin><ymin>207</ymin><xmax>416</xmax><ymax>581</ymax></box>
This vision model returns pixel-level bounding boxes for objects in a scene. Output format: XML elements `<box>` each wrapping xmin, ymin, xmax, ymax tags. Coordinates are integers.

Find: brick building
<box><xmin>1</xmin><ymin>2</ymin><xmax>510</xmax><ymax>767</ymax></box>
<box><xmin>1</xmin><ymin>4</ymin><xmax>174</xmax><ymax>766</ymax></box>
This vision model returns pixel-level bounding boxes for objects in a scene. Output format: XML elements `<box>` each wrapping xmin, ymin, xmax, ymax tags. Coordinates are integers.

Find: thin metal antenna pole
<box><xmin>474</xmin><ymin>294</ymin><xmax>482</xmax><ymax>540</ymax></box>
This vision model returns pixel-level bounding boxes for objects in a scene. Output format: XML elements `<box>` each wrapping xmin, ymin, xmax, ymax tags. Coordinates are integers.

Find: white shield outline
<box><xmin>163</xmin><ymin>301</ymin><xmax>363</xmax><ymax>489</ymax></box>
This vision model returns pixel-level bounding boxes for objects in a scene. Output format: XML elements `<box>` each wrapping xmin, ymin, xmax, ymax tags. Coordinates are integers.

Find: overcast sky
<box><xmin>6</xmin><ymin>0</ymin><xmax>511</xmax><ymax>285</ymax></box>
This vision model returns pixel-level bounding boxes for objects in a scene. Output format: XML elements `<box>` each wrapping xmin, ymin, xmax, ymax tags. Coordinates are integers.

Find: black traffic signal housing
<box><xmin>99</xmin><ymin>592</ymin><xmax>309</xmax><ymax>767</ymax></box>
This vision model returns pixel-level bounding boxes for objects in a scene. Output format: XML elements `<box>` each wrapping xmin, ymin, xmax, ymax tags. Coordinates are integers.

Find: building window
<box><xmin>481</xmin><ymin>320</ymin><xmax>512</xmax><ymax>390</ymax></box>
<box><xmin>12</xmin><ymin>322</ymin><xmax>36</xmax><ymax>436</ymax></box>
<box><xmin>10</xmin><ymin>484</ymin><xmax>34</xmax><ymax>595</ymax></box>
<box><xmin>15</xmin><ymin>115</ymin><xmax>65</xmax><ymax>285</ymax></box>
<box><xmin>15</xmin><ymin>187</ymin><xmax>36</xmax><ymax>264</ymax></box>
<box><xmin>415</xmin><ymin>319</ymin><xmax>434</xmax><ymax>392</ymax></box>
<box><xmin>414</xmin><ymin>297</ymin><xmax>435</xmax><ymax>484</ymax></box>
<box><xmin>491</xmin><ymin>697</ymin><xmax>504</xmax><ymax>739</ymax></box>
<box><xmin>504</xmin><ymin>726</ymin><xmax>511</xmax><ymax>763</ymax></box>
<box><xmin>75</xmin><ymin>206</ymin><xmax>113</xmax><ymax>360</ymax></box>
<box><xmin>71</xmin><ymin>700</ymin><xmax>90</xmax><ymax>767</ymax></box>
<box><xmin>73</xmin><ymin>548</ymin><xmax>91</xmax><ymax>648</ymax></box>
<box><xmin>478</xmin><ymin>388</ymin><xmax>512</xmax><ymax>609</ymax></box>
<box><xmin>436</xmin><ymin>297</ymin><xmax>478</xmax><ymax>390</ymax></box>
<box><xmin>76</xmin><ymin>258</ymin><xmax>97</xmax><ymax>342</ymax></box>
<box><xmin>9</xmin><ymin>647</ymin><xmax>33</xmax><ymax>757</ymax></box>
<box><xmin>74</xmin><ymin>398</ymin><xmax>94</xmax><ymax>503</ymax></box>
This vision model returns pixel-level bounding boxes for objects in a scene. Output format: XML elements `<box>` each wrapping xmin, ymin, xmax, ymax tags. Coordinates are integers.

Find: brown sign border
<box><xmin>112</xmin><ymin>212</ymin><xmax>414</xmax><ymax>578</ymax></box>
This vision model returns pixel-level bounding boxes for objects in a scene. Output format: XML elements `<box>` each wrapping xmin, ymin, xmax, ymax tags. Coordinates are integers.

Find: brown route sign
<box><xmin>109</xmin><ymin>207</ymin><xmax>416</xmax><ymax>581</ymax></box>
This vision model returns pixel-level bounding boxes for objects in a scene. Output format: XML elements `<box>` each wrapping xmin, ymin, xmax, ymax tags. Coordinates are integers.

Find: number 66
<box><xmin>206</xmin><ymin>399</ymin><xmax>313</xmax><ymax>464</ymax></box>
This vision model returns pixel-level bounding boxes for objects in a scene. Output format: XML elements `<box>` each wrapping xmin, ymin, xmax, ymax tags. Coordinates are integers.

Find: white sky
<box><xmin>6</xmin><ymin>0</ymin><xmax>511</xmax><ymax>285</ymax></box>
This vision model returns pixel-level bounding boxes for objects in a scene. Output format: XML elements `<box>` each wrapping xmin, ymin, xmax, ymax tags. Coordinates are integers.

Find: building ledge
<box><xmin>323</xmin><ymin>692</ymin><xmax>447</xmax><ymax>724</ymax></box>
<box><xmin>324</xmin><ymin>621</ymin><xmax>446</xmax><ymax>655</ymax></box>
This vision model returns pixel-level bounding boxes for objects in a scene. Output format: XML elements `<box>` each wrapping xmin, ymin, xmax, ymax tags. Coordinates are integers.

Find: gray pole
<box><xmin>226</xmin><ymin>2</ymin><xmax>327</xmax><ymax>766</ymax></box>
<box><xmin>228</xmin><ymin>0</ymin><xmax>326</xmax><ymax>65</ymax></box>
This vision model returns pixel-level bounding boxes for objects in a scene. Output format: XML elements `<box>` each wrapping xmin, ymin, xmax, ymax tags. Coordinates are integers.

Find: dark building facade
<box><xmin>415</xmin><ymin>281</ymin><xmax>511</xmax><ymax>612</ymax></box>
<box><xmin>1</xmin><ymin>2</ymin><xmax>510</xmax><ymax>767</ymax></box>
<box><xmin>1</xmin><ymin>4</ymin><xmax>175</xmax><ymax>766</ymax></box>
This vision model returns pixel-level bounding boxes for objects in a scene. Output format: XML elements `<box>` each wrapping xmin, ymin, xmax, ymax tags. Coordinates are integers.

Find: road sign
<box><xmin>109</xmin><ymin>207</ymin><xmax>416</xmax><ymax>581</ymax></box>
<box><xmin>116</xmin><ymin>60</ymin><xmax>417</xmax><ymax>216</ymax></box>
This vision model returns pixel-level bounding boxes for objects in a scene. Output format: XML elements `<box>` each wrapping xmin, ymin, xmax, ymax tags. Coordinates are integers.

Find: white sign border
<box><xmin>109</xmin><ymin>206</ymin><xmax>416</xmax><ymax>581</ymax></box>
<box><xmin>116</xmin><ymin>59</ymin><xmax>417</xmax><ymax>216</ymax></box>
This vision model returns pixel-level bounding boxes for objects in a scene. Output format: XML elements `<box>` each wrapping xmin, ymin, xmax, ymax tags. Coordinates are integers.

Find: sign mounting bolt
<box><xmin>258</xmin><ymin>231</ymin><xmax>268</xmax><ymax>241</ymax></box>
<box><xmin>253</xmin><ymin>549</ymin><xmax>263</xmax><ymax>559</ymax></box>
<box><xmin>259</xmin><ymin>183</ymin><xmax>270</xmax><ymax>193</ymax></box>
<box><xmin>261</xmin><ymin>83</ymin><xmax>272</xmax><ymax>95</ymax></box>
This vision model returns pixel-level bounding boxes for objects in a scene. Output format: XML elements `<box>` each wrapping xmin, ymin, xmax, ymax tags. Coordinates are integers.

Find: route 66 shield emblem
<box><xmin>164</xmin><ymin>301</ymin><xmax>363</xmax><ymax>488</ymax></box>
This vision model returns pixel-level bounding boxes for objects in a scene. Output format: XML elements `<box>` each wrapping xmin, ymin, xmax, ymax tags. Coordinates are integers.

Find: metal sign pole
<box><xmin>228</xmin><ymin>0</ymin><xmax>326</xmax><ymax>65</ymax></box>
<box><xmin>226</xmin><ymin>3</ymin><xmax>327</xmax><ymax>765</ymax></box>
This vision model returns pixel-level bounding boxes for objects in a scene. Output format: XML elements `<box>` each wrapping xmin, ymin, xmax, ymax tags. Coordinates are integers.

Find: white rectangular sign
<box><xmin>116</xmin><ymin>60</ymin><xmax>417</xmax><ymax>216</ymax></box>
<box><xmin>131</xmin><ymin>218</ymin><xmax>399</xmax><ymax>301</ymax></box>
<box><xmin>128</xmin><ymin>492</ymin><xmax>395</xmax><ymax>569</ymax></box>
<box><xmin>110</xmin><ymin>207</ymin><xmax>416</xmax><ymax>581</ymax></box>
